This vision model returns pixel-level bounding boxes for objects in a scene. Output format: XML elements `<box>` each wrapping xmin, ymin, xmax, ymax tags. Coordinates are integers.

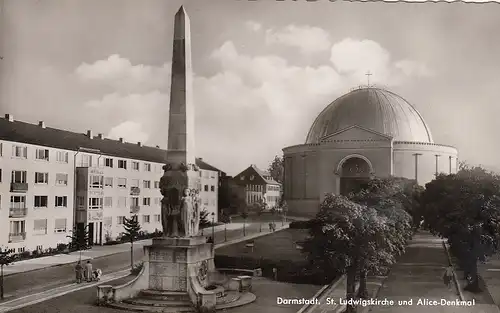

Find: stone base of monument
<box><xmin>97</xmin><ymin>236</ymin><xmax>256</xmax><ymax>312</ymax></box>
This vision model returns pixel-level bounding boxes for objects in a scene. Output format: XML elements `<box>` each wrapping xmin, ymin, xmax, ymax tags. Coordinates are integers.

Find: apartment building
<box><xmin>233</xmin><ymin>164</ymin><xmax>282</xmax><ymax>210</ymax></box>
<box><xmin>0</xmin><ymin>114</ymin><xmax>221</xmax><ymax>251</ymax></box>
<box><xmin>196</xmin><ymin>158</ymin><xmax>221</xmax><ymax>222</ymax></box>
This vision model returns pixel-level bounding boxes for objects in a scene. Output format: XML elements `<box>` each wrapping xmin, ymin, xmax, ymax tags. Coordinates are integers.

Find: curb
<box><xmin>297</xmin><ymin>275</ymin><xmax>346</xmax><ymax>313</ymax></box>
<box><xmin>441</xmin><ymin>240</ymin><xmax>465</xmax><ymax>301</ymax></box>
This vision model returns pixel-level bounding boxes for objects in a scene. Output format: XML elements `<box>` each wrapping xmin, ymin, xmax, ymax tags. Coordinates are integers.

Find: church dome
<box><xmin>305</xmin><ymin>87</ymin><xmax>433</xmax><ymax>144</ymax></box>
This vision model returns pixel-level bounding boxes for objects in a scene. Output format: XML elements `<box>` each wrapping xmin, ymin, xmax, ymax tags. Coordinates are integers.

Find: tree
<box><xmin>67</xmin><ymin>224</ymin><xmax>90</xmax><ymax>258</ymax></box>
<box><xmin>0</xmin><ymin>248</ymin><xmax>16</xmax><ymax>300</ymax></box>
<box><xmin>303</xmin><ymin>194</ymin><xmax>397</xmax><ymax>313</ymax></box>
<box><xmin>240</xmin><ymin>205</ymin><xmax>249</xmax><ymax>236</ymax></box>
<box><xmin>348</xmin><ymin>177</ymin><xmax>414</xmax><ymax>298</ymax></box>
<box><xmin>123</xmin><ymin>215</ymin><xmax>141</xmax><ymax>271</ymax></box>
<box><xmin>420</xmin><ymin>167</ymin><xmax>500</xmax><ymax>292</ymax></box>
<box><xmin>199</xmin><ymin>209</ymin><xmax>211</xmax><ymax>229</ymax></box>
<box><xmin>267</xmin><ymin>155</ymin><xmax>284</xmax><ymax>184</ymax></box>
<box><xmin>255</xmin><ymin>197</ymin><xmax>267</xmax><ymax>232</ymax></box>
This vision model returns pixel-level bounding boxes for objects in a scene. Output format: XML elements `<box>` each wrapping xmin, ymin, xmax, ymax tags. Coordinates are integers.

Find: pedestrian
<box><xmin>443</xmin><ymin>265</ymin><xmax>454</xmax><ymax>290</ymax></box>
<box><xmin>75</xmin><ymin>261</ymin><xmax>83</xmax><ymax>284</ymax></box>
<box><xmin>85</xmin><ymin>260</ymin><xmax>93</xmax><ymax>282</ymax></box>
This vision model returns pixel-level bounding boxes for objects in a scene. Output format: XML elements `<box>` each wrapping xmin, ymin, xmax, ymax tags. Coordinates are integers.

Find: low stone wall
<box><xmin>111</xmin><ymin>262</ymin><xmax>150</xmax><ymax>302</ymax></box>
<box><xmin>217</xmin><ymin>268</ymin><xmax>262</xmax><ymax>277</ymax></box>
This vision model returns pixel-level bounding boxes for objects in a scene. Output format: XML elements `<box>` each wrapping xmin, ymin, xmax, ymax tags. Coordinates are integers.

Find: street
<box><xmin>1</xmin><ymin>222</ymin><xmax>274</xmax><ymax>301</ymax></box>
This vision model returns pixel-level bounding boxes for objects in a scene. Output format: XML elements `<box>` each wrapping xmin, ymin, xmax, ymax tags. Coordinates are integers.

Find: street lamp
<box><xmin>211</xmin><ymin>212</ymin><xmax>215</xmax><ymax>245</ymax></box>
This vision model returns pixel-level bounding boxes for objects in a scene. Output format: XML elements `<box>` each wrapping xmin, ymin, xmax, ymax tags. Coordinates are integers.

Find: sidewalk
<box><xmin>366</xmin><ymin>232</ymin><xmax>476</xmax><ymax>313</ymax></box>
<box><xmin>3</xmin><ymin>222</ymin><xmax>251</xmax><ymax>276</ymax></box>
<box><xmin>0</xmin><ymin>224</ymin><xmax>290</xmax><ymax>313</ymax></box>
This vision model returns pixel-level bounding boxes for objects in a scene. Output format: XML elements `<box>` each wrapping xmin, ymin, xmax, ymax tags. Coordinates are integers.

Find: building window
<box><xmin>35</xmin><ymin>148</ymin><xmax>49</xmax><ymax>161</ymax></box>
<box><xmin>34</xmin><ymin>195</ymin><xmax>48</xmax><ymax>208</ymax></box>
<box><xmin>210</xmin><ymin>172</ymin><xmax>215</xmax><ymax>179</ymax></box>
<box><xmin>204</xmin><ymin>171</ymin><xmax>209</xmax><ymax>179</ymax></box>
<box><xmin>204</xmin><ymin>199</ymin><xmax>209</xmax><ymax>205</ymax></box>
<box><xmin>10</xmin><ymin>220</ymin><xmax>26</xmax><ymax>236</ymax></box>
<box><xmin>210</xmin><ymin>185</ymin><xmax>215</xmax><ymax>192</ymax></box>
<box><xmin>0</xmin><ymin>143</ymin><xmax>2</xmax><ymax>156</ymax></box>
<box><xmin>118</xmin><ymin>160</ymin><xmax>127</xmax><ymax>169</ymax></box>
<box><xmin>240</xmin><ymin>176</ymin><xmax>245</xmax><ymax>180</ymax></box>
<box><xmin>104</xmin><ymin>177</ymin><xmax>113</xmax><ymax>187</ymax></box>
<box><xmin>132</xmin><ymin>161</ymin><xmax>139</xmax><ymax>171</ymax></box>
<box><xmin>143</xmin><ymin>197</ymin><xmax>151</xmax><ymax>206</ymax></box>
<box><xmin>11</xmin><ymin>170</ymin><xmax>27</xmax><ymax>183</ymax></box>
<box><xmin>117</xmin><ymin>178</ymin><xmax>127</xmax><ymax>188</ymax></box>
<box><xmin>12</xmin><ymin>145</ymin><xmax>27</xmax><ymax>159</ymax></box>
<box><xmin>54</xmin><ymin>218</ymin><xmax>67</xmax><ymax>232</ymax></box>
<box><xmin>105</xmin><ymin>158</ymin><xmax>113</xmax><ymax>168</ymax></box>
<box><xmin>143</xmin><ymin>180</ymin><xmax>151</xmax><ymax>189</ymax></box>
<box><xmin>89</xmin><ymin>197</ymin><xmax>103</xmax><ymax>209</ymax></box>
<box><xmin>118</xmin><ymin>197</ymin><xmax>127</xmax><ymax>208</ymax></box>
<box><xmin>33</xmin><ymin>219</ymin><xmax>48</xmax><ymax>235</ymax></box>
<box><xmin>10</xmin><ymin>195</ymin><xmax>26</xmax><ymax>208</ymax></box>
<box><xmin>144</xmin><ymin>163</ymin><xmax>151</xmax><ymax>172</ymax></box>
<box><xmin>154</xmin><ymin>181</ymin><xmax>160</xmax><ymax>188</ymax></box>
<box><xmin>131</xmin><ymin>197</ymin><xmax>139</xmax><ymax>206</ymax></box>
<box><xmin>0</xmin><ymin>168</ymin><xmax>2</xmax><ymax>182</ymax></box>
<box><xmin>55</xmin><ymin>196</ymin><xmax>68</xmax><ymax>207</ymax></box>
<box><xmin>143</xmin><ymin>215</ymin><xmax>150</xmax><ymax>223</ymax></box>
<box><xmin>104</xmin><ymin>197</ymin><xmax>112</xmax><ymax>208</ymax></box>
<box><xmin>204</xmin><ymin>185</ymin><xmax>208</xmax><ymax>192</ymax></box>
<box><xmin>34</xmin><ymin>172</ymin><xmax>49</xmax><ymax>184</ymax></box>
<box><xmin>55</xmin><ymin>173</ymin><xmax>68</xmax><ymax>186</ymax></box>
<box><xmin>154</xmin><ymin>214</ymin><xmax>161</xmax><ymax>223</ymax></box>
<box><xmin>117</xmin><ymin>216</ymin><xmax>125</xmax><ymax>225</ymax></box>
<box><xmin>131</xmin><ymin>179</ymin><xmax>139</xmax><ymax>188</ymax></box>
<box><xmin>81</xmin><ymin>154</ymin><xmax>92</xmax><ymax>167</ymax></box>
<box><xmin>77</xmin><ymin>196</ymin><xmax>85</xmax><ymax>207</ymax></box>
<box><xmin>90</xmin><ymin>175</ymin><xmax>103</xmax><ymax>188</ymax></box>
<box><xmin>56</xmin><ymin>151</ymin><xmax>68</xmax><ymax>163</ymax></box>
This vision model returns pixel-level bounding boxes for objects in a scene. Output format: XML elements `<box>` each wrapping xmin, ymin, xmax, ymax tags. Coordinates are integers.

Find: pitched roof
<box><xmin>196</xmin><ymin>158</ymin><xmax>223</xmax><ymax>173</ymax></box>
<box><xmin>0</xmin><ymin>117</ymin><xmax>219</xmax><ymax>170</ymax></box>
<box><xmin>250</xmin><ymin>164</ymin><xmax>280</xmax><ymax>185</ymax></box>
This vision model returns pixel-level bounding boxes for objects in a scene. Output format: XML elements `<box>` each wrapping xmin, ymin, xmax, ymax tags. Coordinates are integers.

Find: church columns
<box><xmin>413</xmin><ymin>153</ymin><xmax>422</xmax><ymax>182</ymax></box>
<box><xmin>435</xmin><ymin>154</ymin><xmax>440</xmax><ymax>176</ymax></box>
<box><xmin>302</xmin><ymin>154</ymin><xmax>307</xmax><ymax>198</ymax></box>
<box><xmin>449</xmin><ymin>156</ymin><xmax>452</xmax><ymax>174</ymax></box>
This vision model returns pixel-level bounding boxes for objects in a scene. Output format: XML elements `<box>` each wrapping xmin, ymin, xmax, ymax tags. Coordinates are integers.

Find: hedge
<box><xmin>214</xmin><ymin>254</ymin><xmax>336</xmax><ymax>285</ymax></box>
<box><xmin>289</xmin><ymin>220</ymin><xmax>314</xmax><ymax>229</ymax></box>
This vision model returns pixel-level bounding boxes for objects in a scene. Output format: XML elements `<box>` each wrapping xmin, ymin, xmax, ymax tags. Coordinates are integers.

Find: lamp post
<box><xmin>211</xmin><ymin>212</ymin><xmax>215</xmax><ymax>245</ymax></box>
<box><xmin>224</xmin><ymin>222</ymin><xmax>227</xmax><ymax>242</ymax></box>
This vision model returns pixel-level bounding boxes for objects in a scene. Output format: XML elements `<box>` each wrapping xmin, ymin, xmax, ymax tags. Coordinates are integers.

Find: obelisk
<box><xmin>159</xmin><ymin>5</ymin><xmax>201</xmax><ymax>238</ymax></box>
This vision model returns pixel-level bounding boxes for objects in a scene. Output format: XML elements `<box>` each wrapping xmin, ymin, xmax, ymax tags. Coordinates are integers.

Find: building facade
<box><xmin>0</xmin><ymin>114</ymin><xmax>221</xmax><ymax>251</ymax></box>
<box><xmin>282</xmin><ymin>87</ymin><xmax>459</xmax><ymax>217</ymax></box>
<box><xmin>233</xmin><ymin>165</ymin><xmax>282</xmax><ymax>211</ymax></box>
<box><xmin>196</xmin><ymin>158</ymin><xmax>220</xmax><ymax>222</ymax></box>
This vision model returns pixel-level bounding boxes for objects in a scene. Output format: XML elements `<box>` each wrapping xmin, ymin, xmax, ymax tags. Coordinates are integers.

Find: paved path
<box><xmin>0</xmin><ymin>224</ymin><xmax>289</xmax><ymax>313</ymax></box>
<box><xmin>367</xmin><ymin>232</ymin><xmax>473</xmax><ymax>313</ymax></box>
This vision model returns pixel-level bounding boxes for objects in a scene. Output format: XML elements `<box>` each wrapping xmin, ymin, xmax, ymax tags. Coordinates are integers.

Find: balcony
<box><xmin>9</xmin><ymin>232</ymin><xmax>26</xmax><ymax>243</ymax></box>
<box><xmin>10</xmin><ymin>182</ymin><xmax>28</xmax><ymax>193</ymax></box>
<box><xmin>9</xmin><ymin>207</ymin><xmax>27</xmax><ymax>218</ymax></box>
<box><xmin>130</xmin><ymin>187</ymin><xmax>141</xmax><ymax>196</ymax></box>
<box><xmin>130</xmin><ymin>205</ymin><xmax>140</xmax><ymax>214</ymax></box>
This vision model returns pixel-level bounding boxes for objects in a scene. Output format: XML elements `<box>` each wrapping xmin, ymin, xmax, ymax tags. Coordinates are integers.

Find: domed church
<box><xmin>282</xmin><ymin>87</ymin><xmax>459</xmax><ymax>217</ymax></box>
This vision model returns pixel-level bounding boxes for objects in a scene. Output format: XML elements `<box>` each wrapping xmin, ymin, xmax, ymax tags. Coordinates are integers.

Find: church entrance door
<box><xmin>339</xmin><ymin>157</ymin><xmax>372</xmax><ymax>196</ymax></box>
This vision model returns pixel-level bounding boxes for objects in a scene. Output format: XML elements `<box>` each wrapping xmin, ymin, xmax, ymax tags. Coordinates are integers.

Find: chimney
<box><xmin>38</xmin><ymin>121</ymin><xmax>45</xmax><ymax>128</ymax></box>
<box><xmin>4</xmin><ymin>114</ymin><xmax>13</xmax><ymax>122</ymax></box>
<box><xmin>86</xmin><ymin>130</ymin><xmax>93</xmax><ymax>138</ymax></box>
<box><xmin>199</xmin><ymin>158</ymin><xmax>203</xmax><ymax>161</ymax></box>
<box><xmin>97</xmin><ymin>133</ymin><xmax>103</xmax><ymax>139</ymax></box>
<box><xmin>119</xmin><ymin>138</ymin><xmax>124</xmax><ymax>143</ymax></box>
<box><xmin>137</xmin><ymin>142</ymin><xmax>142</xmax><ymax>147</ymax></box>
<box><xmin>155</xmin><ymin>145</ymin><xmax>160</xmax><ymax>148</ymax></box>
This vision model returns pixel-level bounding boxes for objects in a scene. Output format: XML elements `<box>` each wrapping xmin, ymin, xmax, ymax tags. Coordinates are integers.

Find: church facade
<box><xmin>282</xmin><ymin>87</ymin><xmax>458</xmax><ymax>217</ymax></box>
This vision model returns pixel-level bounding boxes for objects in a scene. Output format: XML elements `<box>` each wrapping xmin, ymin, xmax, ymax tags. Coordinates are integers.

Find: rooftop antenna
<box><xmin>365</xmin><ymin>71</ymin><xmax>372</xmax><ymax>87</ymax></box>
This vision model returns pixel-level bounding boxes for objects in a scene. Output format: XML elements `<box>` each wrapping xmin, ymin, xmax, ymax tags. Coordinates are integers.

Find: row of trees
<box><xmin>303</xmin><ymin>177</ymin><xmax>416</xmax><ymax>313</ymax></box>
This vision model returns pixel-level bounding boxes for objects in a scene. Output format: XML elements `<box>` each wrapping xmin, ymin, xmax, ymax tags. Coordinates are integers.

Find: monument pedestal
<box><xmin>99</xmin><ymin>236</ymin><xmax>218</xmax><ymax>312</ymax></box>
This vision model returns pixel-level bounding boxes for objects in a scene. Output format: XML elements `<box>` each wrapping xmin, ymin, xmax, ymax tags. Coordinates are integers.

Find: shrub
<box><xmin>289</xmin><ymin>220</ymin><xmax>313</xmax><ymax>229</ymax></box>
<box><xmin>131</xmin><ymin>262</ymin><xmax>144</xmax><ymax>275</ymax></box>
<box><xmin>57</xmin><ymin>243</ymin><xmax>68</xmax><ymax>252</ymax></box>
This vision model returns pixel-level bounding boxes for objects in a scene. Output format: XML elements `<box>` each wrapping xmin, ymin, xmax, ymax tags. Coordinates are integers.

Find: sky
<box><xmin>1</xmin><ymin>0</ymin><xmax>500</xmax><ymax>175</ymax></box>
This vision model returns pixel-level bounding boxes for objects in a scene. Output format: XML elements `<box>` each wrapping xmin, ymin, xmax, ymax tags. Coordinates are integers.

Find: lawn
<box><xmin>215</xmin><ymin>228</ymin><xmax>309</xmax><ymax>263</ymax></box>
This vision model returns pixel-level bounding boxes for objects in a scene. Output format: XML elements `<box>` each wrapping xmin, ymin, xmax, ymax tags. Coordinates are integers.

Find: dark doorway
<box><xmin>339</xmin><ymin>157</ymin><xmax>371</xmax><ymax>196</ymax></box>
<box><xmin>88</xmin><ymin>222</ymin><xmax>94</xmax><ymax>247</ymax></box>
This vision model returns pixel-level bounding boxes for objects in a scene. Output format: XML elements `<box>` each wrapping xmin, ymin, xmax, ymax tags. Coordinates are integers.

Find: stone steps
<box><xmin>139</xmin><ymin>290</ymin><xmax>191</xmax><ymax>302</ymax></box>
<box><xmin>109</xmin><ymin>301</ymin><xmax>195</xmax><ymax>313</ymax></box>
<box><xmin>123</xmin><ymin>298</ymin><xmax>193</xmax><ymax>307</ymax></box>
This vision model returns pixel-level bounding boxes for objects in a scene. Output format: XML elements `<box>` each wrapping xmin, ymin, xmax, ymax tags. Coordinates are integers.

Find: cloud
<box><xmin>75</xmin><ymin>39</ymin><xmax>433</xmax><ymax>174</ymax></box>
<box><xmin>395</xmin><ymin>59</ymin><xmax>434</xmax><ymax>77</ymax></box>
<box><xmin>75</xmin><ymin>54</ymin><xmax>170</xmax><ymax>93</ymax></box>
<box><xmin>245</xmin><ymin>21</ymin><xmax>262</xmax><ymax>32</ymax></box>
<box><xmin>265</xmin><ymin>25</ymin><xmax>331</xmax><ymax>54</ymax></box>
<box><xmin>107</xmin><ymin>121</ymin><xmax>150</xmax><ymax>143</ymax></box>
